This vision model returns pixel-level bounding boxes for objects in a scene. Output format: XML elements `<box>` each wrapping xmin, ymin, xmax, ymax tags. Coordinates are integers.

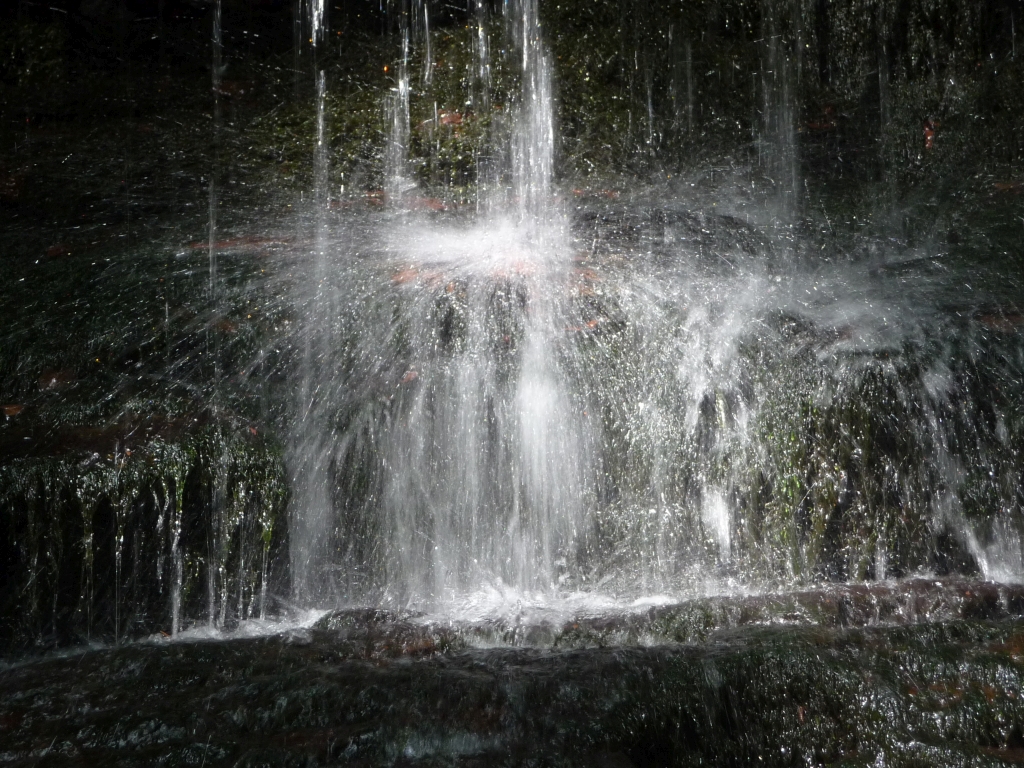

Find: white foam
<box><xmin>148</xmin><ymin>608</ymin><xmax>330</xmax><ymax>645</ymax></box>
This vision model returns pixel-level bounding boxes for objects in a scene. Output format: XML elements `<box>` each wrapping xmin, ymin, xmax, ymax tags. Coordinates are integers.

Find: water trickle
<box><xmin>208</xmin><ymin>0</ymin><xmax>222</xmax><ymax>378</ymax></box>
<box><xmin>421</xmin><ymin>1</ymin><xmax>432</xmax><ymax>86</ymax></box>
<box><xmin>310</xmin><ymin>0</ymin><xmax>327</xmax><ymax>48</ymax></box>
<box><xmin>759</xmin><ymin>18</ymin><xmax>800</xmax><ymax>223</ymax></box>
<box><xmin>510</xmin><ymin>0</ymin><xmax>556</xmax><ymax>225</ymax></box>
<box><xmin>166</xmin><ymin>475</ymin><xmax>184</xmax><ymax>636</ymax></box>
<box><xmin>385</xmin><ymin>31</ymin><xmax>412</xmax><ymax>204</ymax></box>
<box><xmin>473</xmin><ymin>1</ymin><xmax>491</xmax><ymax>112</ymax></box>
<box><xmin>314</xmin><ymin>69</ymin><xmax>329</xmax><ymax>213</ymax></box>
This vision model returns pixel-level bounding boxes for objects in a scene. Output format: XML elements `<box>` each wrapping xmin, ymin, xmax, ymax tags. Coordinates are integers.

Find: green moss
<box><xmin>0</xmin><ymin>423</ymin><xmax>287</xmax><ymax>653</ymax></box>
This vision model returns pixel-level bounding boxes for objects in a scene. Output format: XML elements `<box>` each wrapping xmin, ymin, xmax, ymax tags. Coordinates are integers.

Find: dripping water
<box><xmin>385</xmin><ymin>31</ymin><xmax>412</xmax><ymax>204</ymax></box>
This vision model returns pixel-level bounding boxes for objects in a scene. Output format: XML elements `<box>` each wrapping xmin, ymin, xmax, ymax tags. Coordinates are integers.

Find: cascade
<box><xmin>288</xmin><ymin>0</ymin><xmax>589</xmax><ymax>607</ymax></box>
<box><xmin>2</xmin><ymin>0</ymin><xmax>1024</xmax><ymax>762</ymax></box>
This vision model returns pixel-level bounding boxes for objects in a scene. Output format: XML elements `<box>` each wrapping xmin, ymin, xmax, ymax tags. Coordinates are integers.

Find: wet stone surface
<box><xmin>467</xmin><ymin>580</ymin><xmax>1024</xmax><ymax>649</ymax></box>
<box><xmin>307</xmin><ymin>579</ymin><xmax>1024</xmax><ymax>656</ymax></box>
<box><xmin>4</xmin><ymin>598</ymin><xmax>1024</xmax><ymax>766</ymax></box>
<box><xmin>0</xmin><ymin>419</ymin><xmax>288</xmax><ymax>655</ymax></box>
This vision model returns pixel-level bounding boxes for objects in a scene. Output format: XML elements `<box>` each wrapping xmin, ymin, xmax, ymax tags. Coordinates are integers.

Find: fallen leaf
<box><xmin>214</xmin><ymin>80</ymin><xmax>251</xmax><ymax>98</ymax></box>
<box><xmin>923</xmin><ymin>118</ymin><xmax>939</xmax><ymax>150</ymax></box>
<box><xmin>188</xmin><ymin>235</ymin><xmax>292</xmax><ymax>251</ymax></box>
<box><xmin>806</xmin><ymin>105</ymin><xmax>837</xmax><ymax>131</ymax></box>
<box><xmin>976</xmin><ymin>312</ymin><xmax>1024</xmax><ymax>333</ymax></box>
<box><xmin>409</xmin><ymin>196</ymin><xmax>447</xmax><ymax>212</ymax></box>
<box><xmin>0</xmin><ymin>169</ymin><xmax>26</xmax><ymax>202</ymax></box>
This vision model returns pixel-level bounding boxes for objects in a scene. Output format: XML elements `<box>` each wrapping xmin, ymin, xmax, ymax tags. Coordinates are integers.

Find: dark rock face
<box><xmin>0</xmin><ymin>424</ymin><xmax>288</xmax><ymax>655</ymax></box>
<box><xmin>4</xmin><ymin>608</ymin><xmax>1024</xmax><ymax>766</ymax></box>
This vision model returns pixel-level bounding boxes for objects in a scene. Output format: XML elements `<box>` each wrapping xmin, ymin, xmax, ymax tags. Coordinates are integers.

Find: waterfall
<box><xmin>281</xmin><ymin>0</ymin><xmax>1024</xmax><ymax>613</ymax></box>
<box><xmin>3</xmin><ymin>0</ymin><xmax>1024</xmax><ymax>665</ymax></box>
<box><xmin>287</xmin><ymin>0</ymin><xmax>590</xmax><ymax>608</ymax></box>
<box><xmin>510</xmin><ymin>0</ymin><xmax>556</xmax><ymax>226</ymax></box>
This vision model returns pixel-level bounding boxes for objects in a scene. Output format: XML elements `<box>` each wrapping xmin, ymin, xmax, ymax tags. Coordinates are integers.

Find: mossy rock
<box><xmin>0</xmin><ymin>419</ymin><xmax>288</xmax><ymax>655</ymax></box>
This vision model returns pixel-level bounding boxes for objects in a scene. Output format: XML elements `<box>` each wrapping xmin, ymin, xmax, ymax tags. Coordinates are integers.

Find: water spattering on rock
<box><xmin>6</xmin><ymin>0</ymin><xmax>1019</xmax><ymax>651</ymax></box>
<box><xmin>284</xmin><ymin>0</ymin><xmax>1024</xmax><ymax>618</ymax></box>
<box><xmin>288</xmin><ymin>0</ymin><xmax>592</xmax><ymax>608</ymax></box>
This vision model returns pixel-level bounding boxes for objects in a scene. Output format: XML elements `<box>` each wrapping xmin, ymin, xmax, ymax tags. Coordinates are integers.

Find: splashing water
<box><xmin>288</xmin><ymin>0</ymin><xmax>591</xmax><ymax>611</ymax></box>
<box><xmin>284</xmin><ymin>0</ymin><xmax>1024</xmax><ymax>622</ymax></box>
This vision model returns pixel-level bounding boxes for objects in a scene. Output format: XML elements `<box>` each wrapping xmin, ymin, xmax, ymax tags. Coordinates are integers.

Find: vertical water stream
<box><xmin>288</xmin><ymin>0</ymin><xmax>594</xmax><ymax>608</ymax></box>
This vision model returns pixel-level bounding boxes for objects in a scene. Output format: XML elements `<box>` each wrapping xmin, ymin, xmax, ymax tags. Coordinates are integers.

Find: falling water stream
<box><xmin>289</xmin><ymin>0</ymin><xmax>591</xmax><ymax>612</ymax></box>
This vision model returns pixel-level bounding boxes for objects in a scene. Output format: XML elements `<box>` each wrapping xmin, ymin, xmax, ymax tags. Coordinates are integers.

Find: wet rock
<box><xmin>934</xmin><ymin>529</ymin><xmax>982</xmax><ymax>577</ymax></box>
<box><xmin>311</xmin><ymin>608</ymin><xmax>466</xmax><ymax>659</ymax></box>
<box><xmin>451</xmin><ymin>580</ymin><xmax>1024</xmax><ymax>650</ymax></box>
<box><xmin>4</xmin><ymin>615</ymin><xmax>1024</xmax><ymax>766</ymax></box>
<box><xmin>0</xmin><ymin>421</ymin><xmax>288</xmax><ymax>656</ymax></box>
